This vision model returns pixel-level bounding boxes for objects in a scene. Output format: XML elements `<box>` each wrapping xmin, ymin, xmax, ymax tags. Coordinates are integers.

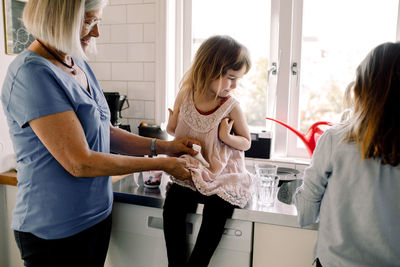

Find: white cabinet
<box><xmin>253</xmin><ymin>222</ymin><xmax>317</xmax><ymax>267</ymax></box>
<box><xmin>0</xmin><ymin>185</ymin><xmax>24</xmax><ymax>267</ymax></box>
<box><xmin>0</xmin><ymin>186</ymin><xmax>7</xmax><ymax>267</ymax></box>
<box><xmin>105</xmin><ymin>202</ymin><xmax>253</xmax><ymax>267</ymax></box>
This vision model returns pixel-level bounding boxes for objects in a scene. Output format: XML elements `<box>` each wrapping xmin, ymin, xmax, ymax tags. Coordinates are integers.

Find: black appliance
<box><xmin>138</xmin><ymin>122</ymin><xmax>168</xmax><ymax>140</ymax></box>
<box><xmin>103</xmin><ymin>92</ymin><xmax>131</xmax><ymax>132</ymax></box>
<box><xmin>245</xmin><ymin>131</ymin><xmax>271</xmax><ymax>159</ymax></box>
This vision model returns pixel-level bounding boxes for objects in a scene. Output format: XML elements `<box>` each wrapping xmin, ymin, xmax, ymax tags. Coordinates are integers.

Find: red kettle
<box><xmin>266</xmin><ymin>117</ymin><xmax>332</xmax><ymax>157</ymax></box>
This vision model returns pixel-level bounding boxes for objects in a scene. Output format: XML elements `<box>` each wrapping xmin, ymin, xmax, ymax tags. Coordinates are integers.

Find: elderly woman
<box><xmin>1</xmin><ymin>1</ymin><xmax>197</xmax><ymax>266</ymax></box>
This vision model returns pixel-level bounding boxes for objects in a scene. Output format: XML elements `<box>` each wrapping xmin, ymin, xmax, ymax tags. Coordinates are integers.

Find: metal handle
<box><xmin>291</xmin><ymin>62</ymin><xmax>298</xmax><ymax>75</ymax></box>
<box><xmin>147</xmin><ymin>216</ymin><xmax>193</xmax><ymax>234</ymax></box>
<box><xmin>268</xmin><ymin>62</ymin><xmax>277</xmax><ymax>75</ymax></box>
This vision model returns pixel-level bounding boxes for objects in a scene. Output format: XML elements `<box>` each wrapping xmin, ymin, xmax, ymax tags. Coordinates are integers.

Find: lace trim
<box><xmin>180</xmin><ymin>97</ymin><xmax>237</xmax><ymax>133</ymax></box>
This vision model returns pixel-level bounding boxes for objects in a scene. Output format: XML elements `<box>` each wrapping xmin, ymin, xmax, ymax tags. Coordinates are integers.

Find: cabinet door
<box><xmin>1</xmin><ymin>185</ymin><xmax>25</xmax><ymax>267</ymax></box>
<box><xmin>253</xmin><ymin>223</ymin><xmax>317</xmax><ymax>267</ymax></box>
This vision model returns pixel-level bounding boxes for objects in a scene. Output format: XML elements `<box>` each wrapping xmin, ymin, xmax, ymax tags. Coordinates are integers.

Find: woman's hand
<box><xmin>160</xmin><ymin>137</ymin><xmax>200</xmax><ymax>157</ymax></box>
<box><xmin>162</xmin><ymin>157</ymin><xmax>191</xmax><ymax>180</ymax></box>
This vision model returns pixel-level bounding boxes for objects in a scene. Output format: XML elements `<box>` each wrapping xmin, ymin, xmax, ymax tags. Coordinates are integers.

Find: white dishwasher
<box><xmin>105</xmin><ymin>202</ymin><xmax>253</xmax><ymax>267</ymax></box>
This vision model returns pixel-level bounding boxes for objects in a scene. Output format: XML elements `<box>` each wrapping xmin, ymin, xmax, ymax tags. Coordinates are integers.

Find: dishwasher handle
<box><xmin>147</xmin><ymin>216</ymin><xmax>193</xmax><ymax>234</ymax></box>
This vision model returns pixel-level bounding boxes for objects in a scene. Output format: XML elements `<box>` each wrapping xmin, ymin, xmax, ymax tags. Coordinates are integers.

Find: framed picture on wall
<box><xmin>2</xmin><ymin>0</ymin><xmax>34</xmax><ymax>54</ymax></box>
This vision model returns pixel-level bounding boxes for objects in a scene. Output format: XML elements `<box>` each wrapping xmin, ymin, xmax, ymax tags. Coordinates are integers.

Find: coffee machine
<box><xmin>103</xmin><ymin>92</ymin><xmax>131</xmax><ymax>132</ymax></box>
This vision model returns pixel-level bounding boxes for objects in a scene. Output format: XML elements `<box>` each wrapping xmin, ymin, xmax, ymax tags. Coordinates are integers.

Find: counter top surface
<box><xmin>0</xmin><ymin>170</ymin><xmax>17</xmax><ymax>186</ymax></box>
<box><xmin>0</xmin><ymin>169</ymin><xmax>317</xmax><ymax>229</ymax></box>
<box><xmin>0</xmin><ymin>170</ymin><xmax>128</xmax><ymax>186</ymax></box>
<box><xmin>113</xmin><ymin>173</ymin><xmax>317</xmax><ymax>230</ymax></box>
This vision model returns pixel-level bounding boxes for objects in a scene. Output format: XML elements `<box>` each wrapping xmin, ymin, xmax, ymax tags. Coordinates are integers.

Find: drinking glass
<box><xmin>255</xmin><ymin>163</ymin><xmax>279</xmax><ymax>207</ymax></box>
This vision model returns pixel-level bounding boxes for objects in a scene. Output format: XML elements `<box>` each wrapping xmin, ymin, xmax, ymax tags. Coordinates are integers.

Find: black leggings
<box><xmin>163</xmin><ymin>183</ymin><xmax>236</xmax><ymax>267</ymax></box>
<box><xmin>14</xmin><ymin>214</ymin><xmax>112</xmax><ymax>267</ymax></box>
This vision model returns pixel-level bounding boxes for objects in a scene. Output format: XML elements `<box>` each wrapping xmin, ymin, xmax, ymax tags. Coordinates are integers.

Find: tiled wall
<box><xmin>88</xmin><ymin>0</ymin><xmax>159</xmax><ymax>134</ymax></box>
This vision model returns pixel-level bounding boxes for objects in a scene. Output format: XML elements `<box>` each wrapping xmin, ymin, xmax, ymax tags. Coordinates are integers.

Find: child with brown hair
<box><xmin>163</xmin><ymin>35</ymin><xmax>254</xmax><ymax>267</ymax></box>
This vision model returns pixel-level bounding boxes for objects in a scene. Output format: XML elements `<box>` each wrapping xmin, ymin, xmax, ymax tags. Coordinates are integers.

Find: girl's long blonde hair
<box><xmin>180</xmin><ymin>35</ymin><xmax>251</xmax><ymax>98</ymax></box>
<box><xmin>343</xmin><ymin>42</ymin><xmax>400</xmax><ymax>166</ymax></box>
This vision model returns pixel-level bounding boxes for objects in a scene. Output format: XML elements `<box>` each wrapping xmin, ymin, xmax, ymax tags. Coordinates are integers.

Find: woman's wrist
<box><xmin>154</xmin><ymin>139</ymin><xmax>168</xmax><ymax>155</ymax></box>
<box><xmin>150</xmin><ymin>138</ymin><xmax>157</xmax><ymax>156</ymax></box>
<box><xmin>157</xmin><ymin>157</ymin><xmax>173</xmax><ymax>173</ymax></box>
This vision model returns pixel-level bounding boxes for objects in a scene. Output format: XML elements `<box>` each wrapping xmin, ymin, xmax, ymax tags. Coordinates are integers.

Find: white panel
<box><xmin>109</xmin><ymin>0</ymin><xmax>143</xmax><ymax>4</ymax></box>
<box><xmin>96</xmin><ymin>44</ymin><xmax>128</xmax><ymax>62</ymax></box>
<box><xmin>144</xmin><ymin>24</ymin><xmax>156</xmax><ymax>42</ymax></box>
<box><xmin>144</xmin><ymin>63</ymin><xmax>155</xmax><ymax>81</ymax></box>
<box><xmin>126</xmin><ymin>100</ymin><xmax>145</xmax><ymax>118</ymax></box>
<box><xmin>128</xmin><ymin>82</ymin><xmax>155</xmax><ymax>101</ymax></box>
<box><xmin>144</xmin><ymin>101</ymin><xmax>155</xmax><ymax>119</ymax></box>
<box><xmin>106</xmin><ymin>203</ymin><xmax>252</xmax><ymax>267</ymax></box>
<box><xmin>97</xmin><ymin>24</ymin><xmax>111</xmax><ymax>44</ymax></box>
<box><xmin>5</xmin><ymin>186</ymin><xmax>24</xmax><ymax>267</ymax></box>
<box><xmin>127</xmin><ymin>4</ymin><xmax>156</xmax><ymax>23</ymax></box>
<box><xmin>112</xmin><ymin>63</ymin><xmax>144</xmax><ymax>81</ymax></box>
<box><xmin>102</xmin><ymin>5</ymin><xmax>127</xmax><ymax>24</ymax></box>
<box><xmin>0</xmin><ymin>186</ymin><xmax>8</xmax><ymax>267</ymax></box>
<box><xmin>128</xmin><ymin>43</ymin><xmax>155</xmax><ymax>61</ymax></box>
<box><xmin>89</xmin><ymin>62</ymin><xmax>112</xmax><ymax>80</ymax></box>
<box><xmin>99</xmin><ymin>81</ymin><xmax>128</xmax><ymax>94</ymax></box>
<box><xmin>253</xmin><ymin>223</ymin><xmax>317</xmax><ymax>267</ymax></box>
<box><xmin>110</xmin><ymin>24</ymin><xmax>144</xmax><ymax>43</ymax></box>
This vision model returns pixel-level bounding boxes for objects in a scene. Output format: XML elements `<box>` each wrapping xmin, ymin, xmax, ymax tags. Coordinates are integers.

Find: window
<box><xmin>288</xmin><ymin>0</ymin><xmax>400</xmax><ymax>157</ymax></box>
<box><xmin>166</xmin><ymin>0</ymin><xmax>400</xmax><ymax>158</ymax></box>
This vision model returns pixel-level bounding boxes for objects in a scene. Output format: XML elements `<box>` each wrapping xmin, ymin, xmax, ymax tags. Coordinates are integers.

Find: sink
<box><xmin>277</xmin><ymin>179</ymin><xmax>303</xmax><ymax>205</ymax></box>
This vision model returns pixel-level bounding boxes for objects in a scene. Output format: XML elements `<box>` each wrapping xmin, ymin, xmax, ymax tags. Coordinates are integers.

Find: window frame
<box><xmin>165</xmin><ymin>0</ymin><xmax>400</xmax><ymax>159</ymax></box>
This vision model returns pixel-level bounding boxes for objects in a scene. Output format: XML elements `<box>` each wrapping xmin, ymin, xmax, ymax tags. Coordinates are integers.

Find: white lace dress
<box><xmin>170</xmin><ymin>96</ymin><xmax>254</xmax><ymax>208</ymax></box>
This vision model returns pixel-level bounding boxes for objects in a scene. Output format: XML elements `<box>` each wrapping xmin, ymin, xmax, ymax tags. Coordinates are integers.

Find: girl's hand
<box><xmin>163</xmin><ymin>157</ymin><xmax>191</xmax><ymax>180</ymax></box>
<box><xmin>163</xmin><ymin>137</ymin><xmax>200</xmax><ymax>157</ymax></box>
<box><xmin>219</xmin><ymin>117</ymin><xmax>234</xmax><ymax>141</ymax></box>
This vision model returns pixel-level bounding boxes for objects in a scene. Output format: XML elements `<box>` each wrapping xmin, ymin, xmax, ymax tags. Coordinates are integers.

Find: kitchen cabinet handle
<box><xmin>147</xmin><ymin>216</ymin><xmax>193</xmax><ymax>234</ymax></box>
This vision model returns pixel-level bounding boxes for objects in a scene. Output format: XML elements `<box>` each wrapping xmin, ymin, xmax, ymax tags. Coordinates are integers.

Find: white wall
<box><xmin>0</xmin><ymin>0</ymin><xmax>17</xmax><ymax>156</ymax></box>
<box><xmin>89</xmin><ymin>0</ymin><xmax>165</xmax><ymax>134</ymax></box>
<box><xmin>1</xmin><ymin>0</ymin><xmax>165</xmax><ymax>141</ymax></box>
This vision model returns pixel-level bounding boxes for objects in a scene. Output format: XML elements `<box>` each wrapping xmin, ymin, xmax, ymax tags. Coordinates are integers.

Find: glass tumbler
<box><xmin>255</xmin><ymin>163</ymin><xmax>279</xmax><ymax>207</ymax></box>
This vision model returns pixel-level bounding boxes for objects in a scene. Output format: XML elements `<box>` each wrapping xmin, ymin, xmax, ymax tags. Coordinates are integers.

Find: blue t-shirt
<box><xmin>1</xmin><ymin>50</ymin><xmax>113</xmax><ymax>239</ymax></box>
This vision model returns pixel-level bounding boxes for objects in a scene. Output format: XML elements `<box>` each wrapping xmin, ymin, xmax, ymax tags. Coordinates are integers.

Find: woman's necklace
<box><xmin>36</xmin><ymin>39</ymin><xmax>77</xmax><ymax>75</ymax></box>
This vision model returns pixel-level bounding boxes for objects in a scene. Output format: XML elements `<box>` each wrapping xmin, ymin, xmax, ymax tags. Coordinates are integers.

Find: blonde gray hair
<box><xmin>23</xmin><ymin>0</ymin><xmax>107</xmax><ymax>59</ymax></box>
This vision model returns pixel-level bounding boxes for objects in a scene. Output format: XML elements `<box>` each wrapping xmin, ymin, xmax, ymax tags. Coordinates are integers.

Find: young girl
<box><xmin>163</xmin><ymin>35</ymin><xmax>253</xmax><ymax>267</ymax></box>
<box><xmin>295</xmin><ymin>42</ymin><xmax>400</xmax><ymax>267</ymax></box>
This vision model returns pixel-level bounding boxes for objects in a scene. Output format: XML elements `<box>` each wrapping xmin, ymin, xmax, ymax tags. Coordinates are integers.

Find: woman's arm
<box><xmin>218</xmin><ymin>104</ymin><xmax>251</xmax><ymax>151</ymax></box>
<box><xmin>294</xmin><ymin>130</ymin><xmax>333</xmax><ymax>226</ymax></box>
<box><xmin>110</xmin><ymin>125</ymin><xmax>198</xmax><ymax>157</ymax></box>
<box><xmin>29</xmin><ymin>110</ymin><xmax>197</xmax><ymax>179</ymax></box>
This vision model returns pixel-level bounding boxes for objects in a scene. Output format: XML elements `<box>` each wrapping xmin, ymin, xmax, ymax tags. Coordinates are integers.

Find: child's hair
<box><xmin>180</xmin><ymin>35</ymin><xmax>251</xmax><ymax>97</ymax></box>
<box><xmin>343</xmin><ymin>42</ymin><xmax>400</xmax><ymax>166</ymax></box>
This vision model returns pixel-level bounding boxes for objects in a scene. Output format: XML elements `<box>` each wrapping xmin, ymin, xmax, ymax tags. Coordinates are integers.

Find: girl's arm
<box><xmin>166</xmin><ymin>90</ymin><xmax>185</xmax><ymax>136</ymax></box>
<box><xmin>218</xmin><ymin>104</ymin><xmax>251</xmax><ymax>151</ymax></box>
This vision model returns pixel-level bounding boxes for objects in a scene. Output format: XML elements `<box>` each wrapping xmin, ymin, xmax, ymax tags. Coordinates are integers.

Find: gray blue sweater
<box><xmin>295</xmin><ymin>126</ymin><xmax>400</xmax><ymax>267</ymax></box>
